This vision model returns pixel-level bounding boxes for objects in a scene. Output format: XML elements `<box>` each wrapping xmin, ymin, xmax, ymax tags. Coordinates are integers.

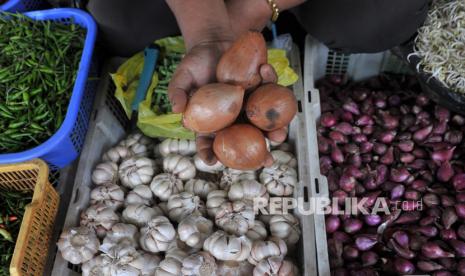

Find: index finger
<box><xmin>168</xmin><ymin>68</ymin><xmax>194</xmax><ymax>113</ymax></box>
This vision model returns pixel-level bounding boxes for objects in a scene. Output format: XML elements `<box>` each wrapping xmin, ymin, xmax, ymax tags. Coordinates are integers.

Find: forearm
<box><xmin>166</xmin><ymin>0</ymin><xmax>234</xmax><ymax>50</ymax></box>
<box><xmin>226</xmin><ymin>0</ymin><xmax>306</xmax><ymax>36</ymax></box>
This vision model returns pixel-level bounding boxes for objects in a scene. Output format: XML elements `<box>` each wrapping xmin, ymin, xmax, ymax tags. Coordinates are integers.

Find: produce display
<box><xmin>182</xmin><ymin>31</ymin><xmax>298</xmax><ymax>170</ymax></box>
<box><xmin>0</xmin><ymin>189</ymin><xmax>32</xmax><ymax>275</ymax></box>
<box><xmin>0</xmin><ymin>13</ymin><xmax>85</xmax><ymax>152</ymax></box>
<box><xmin>317</xmin><ymin>74</ymin><xmax>465</xmax><ymax>275</ymax></box>
<box><xmin>57</xmin><ymin>132</ymin><xmax>301</xmax><ymax>276</ymax></box>
<box><xmin>410</xmin><ymin>0</ymin><xmax>465</xmax><ymax>93</ymax></box>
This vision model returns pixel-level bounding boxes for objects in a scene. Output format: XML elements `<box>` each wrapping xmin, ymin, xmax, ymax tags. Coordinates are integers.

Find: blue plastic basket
<box><xmin>0</xmin><ymin>0</ymin><xmax>48</xmax><ymax>12</ymax></box>
<box><xmin>0</xmin><ymin>8</ymin><xmax>98</xmax><ymax>169</ymax></box>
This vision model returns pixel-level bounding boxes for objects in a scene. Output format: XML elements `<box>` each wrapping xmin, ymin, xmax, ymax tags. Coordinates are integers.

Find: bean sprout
<box><xmin>410</xmin><ymin>0</ymin><xmax>465</xmax><ymax>93</ymax></box>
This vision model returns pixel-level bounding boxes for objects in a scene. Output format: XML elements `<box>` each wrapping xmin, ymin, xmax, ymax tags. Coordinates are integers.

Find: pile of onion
<box><xmin>182</xmin><ymin>31</ymin><xmax>298</xmax><ymax>170</ymax></box>
<box><xmin>318</xmin><ymin>74</ymin><xmax>465</xmax><ymax>275</ymax></box>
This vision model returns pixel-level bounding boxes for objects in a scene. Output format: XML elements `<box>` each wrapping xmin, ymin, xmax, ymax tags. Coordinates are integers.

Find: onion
<box><xmin>318</xmin><ymin>136</ymin><xmax>331</xmax><ymax>153</ymax></box>
<box><xmin>431</xmin><ymin>147</ymin><xmax>456</xmax><ymax>164</ymax></box>
<box><xmin>380</xmin><ymin>146</ymin><xmax>394</xmax><ymax>165</ymax></box>
<box><xmin>342</xmin><ymin>111</ymin><xmax>354</xmax><ymax>123</ymax></box>
<box><xmin>183</xmin><ymin>83</ymin><xmax>244</xmax><ymax>133</ymax></box>
<box><xmin>389</xmin><ymin>239</ymin><xmax>416</xmax><ymax>259</ymax></box>
<box><xmin>440</xmin><ymin>229</ymin><xmax>457</xmax><ymax>240</ymax></box>
<box><xmin>413</xmin><ymin>125</ymin><xmax>433</xmax><ymax>142</ymax></box>
<box><xmin>457</xmin><ymin>193</ymin><xmax>465</xmax><ymax>203</ymax></box>
<box><xmin>390</xmin><ymin>184</ymin><xmax>405</xmax><ymax>200</ymax></box>
<box><xmin>213</xmin><ymin>124</ymin><xmax>271</xmax><ymax>170</ymax></box>
<box><xmin>373</xmin><ymin>143</ymin><xmax>387</xmax><ymax>155</ymax></box>
<box><xmin>417</xmin><ymin>260</ymin><xmax>444</xmax><ymax>272</ymax></box>
<box><xmin>326</xmin><ymin>216</ymin><xmax>341</xmax><ymax>233</ymax></box>
<box><xmin>437</xmin><ymin>161</ymin><xmax>454</xmax><ymax>182</ymax></box>
<box><xmin>246</xmin><ymin>83</ymin><xmax>297</xmax><ymax>131</ymax></box>
<box><xmin>333</xmin><ymin>231</ymin><xmax>352</xmax><ymax>243</ymax></box>
<box><xmin>361</xmin><ymin>251</ymin><xmax>378</xmax><ymax>267</ymax></box>
<box><xmin>404</xmin><ymin>190</ymin><xmax>420</xmax><ymax>200</ymax></box>
<box><xmin>444</xmin><ymin>130</ymin><xmax>463</xmax><ymax>145</ymax></box>
<box><xmin>392</xmin><ymin>231</ymin><xmax>410</xmax><ymax>248</ymax></box>
<box><xmin>435</xmin><ymin>106</ymin><xmax>450</xmax><ymax>122</ymax></box>
<box><xmin>331</xmin><ymin>144</ymin><xmax>345</xmax><ymax>164</ymax></box>
<box><xmin>395</xmin><ymin>211</ymin><xmax>421</xmax><ymax>224</ymax></box>
<box><xmin>456</xmin><ymin>204</ymin><xmax>465</xmax><ymax>219</ymax></box>
<box><xmin>343</xmin><ymin>245</ymin><xmax>359</xmax><ymax>260</ymax></box>
<box><xmin>458</xmin><ymin>225</ymin><xmax>465</xmax><ymax>240</ymax></box>
<box><xmin>379</xmin><ymin>130</ymin><xmax>396</xmax><ymax>144</ymax></box>
<box><xmin>216</xmin><ymin>31</ymin><xmax>266</xmax><ymax>89</ymax></box>
<box><xmin>424</xmin><ymin>193</ymin><xmax>440</xmax><ymax>207</ymax></box>
<box><xmin>420</xmin><ymin>216</ymin><xmax>436</xmax><ymax>226</ymax></box>
<box><xmin>449</xmin><ymin>239</ymin><xmax>465</xmax><ymax>257</ymax></box>
<box><xmin>329</xmin><ymin>131</ymin><xmax>348</xmax><ymax>144</ymax></box>
<box><xmin>343</xmin><ymin>218</ymin><xmax>363</xmax><ymax>234</ymax></box>
<box><xmin>441</xmin><ymin>194</ymin><xmax>456</xmax><ymax>207</ymax></box>
<box><xmin>321</xmin><ymin>112</ymin><xmax>338</xmax><ymax>127</ymax></box>
<box><xmin>364</xmin><ymin>214</ymin><xmax>382</xmax><ymax>226</ymax></box>
<box><xmin>421</xmin><ymin>242</ymin><xmax>455</xmax><ymax>259</ymax></box>
<box><xmin>355</xmin><ymin>235</ymin><xmax>378</xmax><ymax>251</ymax></box>
<box><xmin>415</xmin><ymin>226</ymin><xmax>438</xmax><ymax>237</ymax></box>
<box><xmin>355</xmin><ymin>115</ymin><xmax>373</xmax><ymax>126</ymax></box>
<box><xmin>397</xmin><ymin>140</ymin><xmax>415</xmax><ymax>152</ymax></box>
<box><xmin>342</xmin><ymin>99</ymin><xmax>360</xmax><ymax>115</ymax></box>
<box><xmin>458</xmin><ymin>259</ymin><xmax>465</xmax><ymax>275</ymax></box>
<box><xmin>333</xmin><ymin>122</ymin><xmax>354</xmax><ymax>135</ymax></box>
<box><xmin>452</xmin><ymin>114</ymin><xmax>465</xmax><ymax>126</ymax></box>
<box><xmin>442</xmin><ymin>207</ymin><xmax>458</xmax><ymax>229</ymax></box>
<box><xmin>453</xmin><ymin>174</ymin><xmax>465</xmax><ymax>191</ymax></box>
<box><xmin>394</xmin><ymin>258</ymin><xmax>415</xmax><ymax>274</ymax></box>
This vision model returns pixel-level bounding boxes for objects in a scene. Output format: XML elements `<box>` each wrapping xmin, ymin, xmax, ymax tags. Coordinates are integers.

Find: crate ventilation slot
<box><xmin>325</xmin><ymin>50</ymin><xmax>350</xmax><ymax>76</ymax></box>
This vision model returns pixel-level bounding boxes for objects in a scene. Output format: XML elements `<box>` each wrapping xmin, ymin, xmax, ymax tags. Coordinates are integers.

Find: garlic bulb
<box><xmin>80</xmin><ymin>203</ymin><xmax>119</xmax><ymax>238</ymax></box>
<box><xmin>139</xmin><ymin>216</ymin><xmax>176</xmax><ymax>253</ymax></box>
<box><xmin>91</xmin><ymin>162</ymin><xmax>118</xmax><ymax>185</ymax></box>
<box><xmin>98</xmin><ymin>243</ymin><xmax>142</xmax><ymax>276</ymax></box>
<box><xmin>181</xmin><ymin>251</ymin><xmax>217</xmax><ymax>276</ymax></box>
<box><xmin>166</xmin><ymin>192</ymin><xmax>206</xmax><ymax>222</ymax></box>
<box><xmin>219</xmin><ymin>168</ymin><xmax>256</xmax><ymax>190</ymax></box>
<box><xmin>159</xmin><ymin>138</ymin><xmax>196</xmax><ymax>157</ymax></box>
<box><xmin>120</xmin><ymin>132</ymin><xmax>153</xmax><ymax>155</ymax></box>
<box><xmin>271</xmin><ymin>150</ymin><xmax>297</xmax><ymax>168</ymax></box>
<box><xmin>185</xmin><ymin>179</ymin><xmax>218</xmax><ymax>200</ymax></box>
<box><xmin>102</xmin><ymin>146</ymin><xmax>133</xmax><ymax>164</ymax></box>
<box><xmin>178</xmin><ymin>215</ymin><xmax>213</xmax><ymax>249</ymax></box>
<box><xmin>248</xmin><ymin>237</ymin><xmax>287</xmax><ymax>265</ymax></box>
<box><xmin>168</xmin><ymin>236</ymin><xmax>201</xmax><ymax>255</ymax></box>
<box><xmin>130</xmin><ymin>143</ymin><xmax>151</xmax><ymax>158</ymax></box>
<box><xmin>155</xmin><ymin>246</ymin><xmax>187</xmax><ymax>276</ymax></box>
<box><xmin>57</xmin><ymin>226</ymin><xmax>99</xmax><ymax>265</ymax></box>
<box><xmin>206</xmin><ymin>190</ymin><xmax>227</xmax><ymax>218</ymax></box>
<box><xmin>102</xmin><ymin>223</ymin><xmax>139</xmax><ymax>250</ymax></box>
<box><xmin>269</xmin><ymin>214</ymin><xmax>301</xmax><ymax>246</ymax></box>
<box><xmin>228</xmin><ymin>180</ymin><xmax>269</xmax><ymax>203</ymax></box>
<box><xmin>163</xmin><ymin>154</ymin><xmax>196</xmax><ymax>180</ymax></box>
<box><xmin>82</xmin><ymin>255</ymin><xmax>109</xmax><ymax>276</ymax></box>
<box><xmin>130</xmin><ymin>252</ymin><xmax>161</xmax><ymax>276</ymax></box>
<box><xmin>155</xmin><ymin>257</ymin><xmax>183</xmax><ymax>276</ymax></box>
<box><xmin>260</xmin><ymin>164</ymin><xmax>297</xmax><ymax>196</ymax></box>
<box><xmin>125</xmin><ymin>185</ymin><xmax>153</xmax><ymax>206</ymax></box>
<box><xmin>216</xmin><ymin>261</ymin><xmax>254</xmax><ymax>276</ymax></box>
<box><xmin>258</xmin><ymin>214</ymin><xmax>273</xmax><ymax>225</ymax></box>
<box><xmin>122</xmin><ymin>204</ymin><xmax>163</xmax><ymax>227</ymax></box>
<box><xmin>90</xmin><ymin>184</ymin><xmax>125</xmax><ymax>210</ymax></box>
<box><xmin>215</xmin><ymin>201</ymin><xmax>255</xmax><ymax>236</ymax></box>
<box><xmin>150</xmin><ymin>173</ymin><xmax>184</xmax><ymax>201</ymax></box>
<box><xmin>253</xmin><ymin>257</ymin><xmax>299</xmax><ymax>276</ymax></box>
<box><xmin>203</xmin><ymin>230</ymin><xmax>252</xmax><ymax>261</ymax></box>
<box><xmin>246</xmin><ymin>220</ymin><xmax>268</xmax><ymax>241</ymax></box>
<box><xmin>194</xmin><ymin>154</ymin><xmax>225</xmax><ymax>173</ymax></box>
<box><xmin>119</xmin><ymin>157</ymin><xmax>156</xmax><ymax>188</ymax></box>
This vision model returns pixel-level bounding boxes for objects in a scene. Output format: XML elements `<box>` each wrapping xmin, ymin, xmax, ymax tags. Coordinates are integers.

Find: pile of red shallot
<box><xmin>317</xmin><ymin>74</ymin><xmax>465</xmax><ymax>276</ymax></box>
<box><xmin>183</xmin><ymin>31</ymin><xmax>297</xmax><ymax>171</ymax></box>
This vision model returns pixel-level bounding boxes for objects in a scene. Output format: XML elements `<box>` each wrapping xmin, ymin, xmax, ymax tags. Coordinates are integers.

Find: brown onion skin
<box><xmin>246</xmin><ymin>83</ymin><xmax>298</xmax><ymax>131</ymax></box>
<box><xmin>183</xmin><ymin>83</ymin><xmax>244</xmax><ymax>134</ymax></box>
<box><xmin>216</xmin><ymin>31</ymin><xmax>267</xmax><ymax>89</ymax></box>
<box><xmin>213</xmin><ymin>124</ymin><xmax>271</xmax><ymax>170</ymax></box>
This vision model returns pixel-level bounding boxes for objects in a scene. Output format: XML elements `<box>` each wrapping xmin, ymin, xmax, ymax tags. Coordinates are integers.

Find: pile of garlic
<box><xmin>57</xmin><ymin>132</ymin><xmax>301</xmax><ymax>276</ymax></box>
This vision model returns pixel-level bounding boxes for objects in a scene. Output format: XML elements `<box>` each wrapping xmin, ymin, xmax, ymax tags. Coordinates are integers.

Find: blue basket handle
<box><xmin>132</xmin><ymin>44</ymin><xmax>160</xmax><ymax>112</ymax></box>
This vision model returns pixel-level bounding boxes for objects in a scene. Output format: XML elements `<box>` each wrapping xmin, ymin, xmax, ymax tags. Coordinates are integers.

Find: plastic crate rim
<box><xmin>0</xmin><ymin>8</ymin><xmax>97</xmax><ymax>164</ymax></box>
<box><xmin>0</xmin><ymin>0</ymin><xmax>21</xmax><ymax>12</ymax></box>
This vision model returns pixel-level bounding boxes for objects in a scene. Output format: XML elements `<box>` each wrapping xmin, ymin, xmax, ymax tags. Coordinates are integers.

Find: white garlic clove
<box><xmin>150</xmin><ymin>173</ymin><xmax>184</xmax><ymax>201</ymax></box>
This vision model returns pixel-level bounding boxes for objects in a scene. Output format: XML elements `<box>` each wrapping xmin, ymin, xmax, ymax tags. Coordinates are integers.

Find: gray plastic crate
<box><xmin>304</xmin><ymin>35</ymin><xmax>413</xmax><ymax>276</ymax></box>
<box><xmin>51</xmin><ymin>45</ymin><xmax>317</xmax><ymax>276</ymax></box>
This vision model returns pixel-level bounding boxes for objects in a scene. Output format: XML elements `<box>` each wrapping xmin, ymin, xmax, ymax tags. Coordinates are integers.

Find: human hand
<box><xmin>168</xmin><ymin>40</ymin><xmax>233</xmax><ymax>113</ymax></box>
<box><xmin>195</xmin><ymin>63</ymin><xmax>289</xmax><ymax>165</ymax></box>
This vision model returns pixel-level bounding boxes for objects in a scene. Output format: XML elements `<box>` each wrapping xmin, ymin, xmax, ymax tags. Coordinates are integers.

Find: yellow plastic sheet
<box><xmin>111</xmin><ymin>36</ymin><xmax>298</xmax><ymax>139</ymax></box>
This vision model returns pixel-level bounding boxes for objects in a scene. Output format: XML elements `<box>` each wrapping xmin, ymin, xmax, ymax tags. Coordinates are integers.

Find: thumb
<box><xmin>168</xmin><ymin>68</ymin><xmax>194</xmax><ymax>113</ymax></box>
<box><xmin>260</xmin><ymin>63</ymin><xmax>278</xmax><ymax>84</ymax></box>
<box><xmin>196</xmin><ymin>134</ymin><xmax>217</xmax><ymax>165</ymax></box>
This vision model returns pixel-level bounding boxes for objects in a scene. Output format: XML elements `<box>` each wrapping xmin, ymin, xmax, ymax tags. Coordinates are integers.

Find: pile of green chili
<box><xmin>0</xmin><ymin>12</ymin><xmax>85</xmax><ymax>153</ymax></box>
<box><xmin>0</xmin><ymin>189</ymin><xmax>32</xmax><ymax>275</ymax></box>
<box><xmin>151</xmin><ymin>52</ymin><xmax>182</xmax><ymax>114</ymax></box>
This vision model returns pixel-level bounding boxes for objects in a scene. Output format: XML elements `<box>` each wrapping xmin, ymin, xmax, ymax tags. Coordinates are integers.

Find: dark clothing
<box><xmin>87</xmin><ymin>0</ymin><xmax>428</xmax><ymax>56</ymax></box>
